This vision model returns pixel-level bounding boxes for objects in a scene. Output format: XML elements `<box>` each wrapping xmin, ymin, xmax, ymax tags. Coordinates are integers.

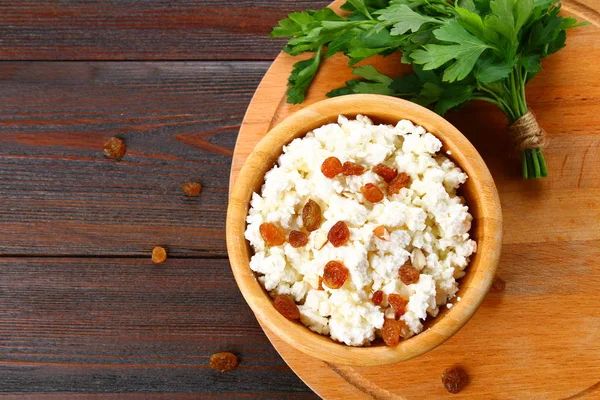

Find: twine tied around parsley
<box><xmin>508</xmin><ymin>109</ymin><xmax>549</xmax><ymax>152</ymax></box>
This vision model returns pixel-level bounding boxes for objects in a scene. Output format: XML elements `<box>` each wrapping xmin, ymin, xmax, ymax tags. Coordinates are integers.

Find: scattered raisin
<box><xmin>302</xmin><ymin>199</ymin><xmax>322</xmax><ymax>232</ymax></box>
<box><xmin>273</xmin><ymin>295</ymin><xmax>301</xmax><ymax>319</ymax></box>
<box><xmin>388</xmin><ymin>172</ymin><xmax>410</xmax><ymax>195</ymax></box>
<box><xmin>373</xmin><ymin>164</ymin><xmax>398</xmax><ymax>183</ymax></box>
<box><xmin>323</xmin><ymin>261</ymin><xmax>349</xmax><ymax>289</ymax></box>
<box><xmin>399</xmin><ymin>264</ymin><xmax>420</xmax><ymax>285</ymax></box>
<box><xmin>210</xmin><ymin>352</ymin><xmax>238</xmax><ymax>372</ymax></box>
<box><xmin>373</xmin><ymin>225</ymin><xmax>391</xmax><ymax>241</ymax></box>
<box><xmin>328</xmin><ymin>221</ymin><xmax>350</xmax><ymax>247</ymax></box>
<box><xmin>372</xmin><ymin>290</ymin><xmax>384</xmax><ymax>306</ymax></box>
<box><xmin>342</xmin><ymin>161</ymin><xmax>365</xmax><ymax>176</ymax></box>
<box><xmin>381</xmin><ymin>318</ymin><xmax>404</xmax><ymax>346</ymax></box>
<box><xmin>182</xmin><ymin>181</ymin><xmax>202</xmax><ymax>196</ymax></box>
<box><xmin>259</xmin><ymin>223</ymin><xmax>286</xmax><ymax>246</ymax></box>
<box><xmin>490</xmin><ymin>275</ymin><xmax>506</xmax><ymax>293</ymax></box>
<box><xmin>103</xmin><ymin>137</ymin><xmax>126</xmax><ymax>160</ymax></box>
<box><xmin>388</xmin><ymin>294</ymin><xmax>408</xmax><ymax>317</ymax></box>
<box><xmin>441</xmin><ymin>366</ymin><xmax>468</xmax><ymax>394</ymax></box>
<box><xmin>151</xmin><ymin>246</ymin><xmax>167</xmax><ymax>264</ymax></box>
<box><xmin>289</xmin><ymin>230</ymin><xmax>308</xmax><ymax>248</ymax></box>
<box><xmin>360</xmin><ymin>183</ymin><xmax>384</xmax><ymax>203</ymax></box>
<box><xmin>321</xmin><ymin>157</ymin><xmax>343</xmax><ymax>178</ymax></box>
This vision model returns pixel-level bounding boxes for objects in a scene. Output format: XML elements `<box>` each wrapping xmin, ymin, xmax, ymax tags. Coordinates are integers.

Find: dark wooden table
<box><xmin>0</xmin><ymin>1</ymin><xmax>330</xmax><ymax>397</ymax></box>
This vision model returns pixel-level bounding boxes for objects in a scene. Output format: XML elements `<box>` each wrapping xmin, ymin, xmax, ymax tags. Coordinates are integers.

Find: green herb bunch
<box><xmin>271</xmin><ymin>0</ymin><xmax>586</xmax><ymax>179</ymax></box>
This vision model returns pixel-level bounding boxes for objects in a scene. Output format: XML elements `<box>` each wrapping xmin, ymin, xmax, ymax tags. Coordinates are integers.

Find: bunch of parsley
<box><xmin>272</xmin><ymin>0</ymin><xmax>586</xmax><ymax>179</ymax></box>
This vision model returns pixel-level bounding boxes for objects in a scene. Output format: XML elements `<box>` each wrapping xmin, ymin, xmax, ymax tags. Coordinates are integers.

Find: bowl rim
<box><xmin>226</xmin><ymin>94</ymin><xmax>502</xmax><ymax>366</ymax></box>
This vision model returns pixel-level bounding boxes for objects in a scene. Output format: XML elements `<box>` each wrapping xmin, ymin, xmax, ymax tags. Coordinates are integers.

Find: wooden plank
<box><xmin>0</xmin><ymin>0</ymin><xmax>328</xmax><ymax>61</ymax></box>
<box><xmin>0</xmin><ymin>257</ymin><xmax>316</xmax><ymax>398</ymax></box>
<box><xmin>0</xmin><ymin>61</ymin><xmax>270</xmax><ymax>257</ymax></box>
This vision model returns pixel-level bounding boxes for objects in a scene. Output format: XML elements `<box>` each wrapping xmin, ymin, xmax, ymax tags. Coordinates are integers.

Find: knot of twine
<box><xmin>508</xmin><ymin>109</ymin><xmax>548</xmax><ymax>151</ymax></box>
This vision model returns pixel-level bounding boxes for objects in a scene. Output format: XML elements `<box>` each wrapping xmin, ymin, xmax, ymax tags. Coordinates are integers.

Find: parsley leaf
<box><xmin>374</xmin><ymin>4</ymin><xmax>442</xmax><ymax>35</ymax></box>
<box><xmin>286</xmin><ymin>46</ymin><xmax>323</xmax><ymax>104</ymax></box>
<box><xmin>411</xmin><ymin>21</ymin><xmax>493</xmax><ymax>82</ymax></box>
<box><xmin>327</xmin><ymin>65</ymin><xmax>395</xmax><ymax>97</ymax></box>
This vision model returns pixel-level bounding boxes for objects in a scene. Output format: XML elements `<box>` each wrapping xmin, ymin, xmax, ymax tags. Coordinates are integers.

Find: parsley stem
<box><xmin>477</xmin><ymin>86</ymin><xmax>514</xmax><ymax>119</ymax></box>
<box><xmin>531</xmin><ymin>149</ymin><xmax>541</xmax><ymax>177</ymax></box>
<box><xmin>526</xmin><ymin>150</ymin><xmax>536</xmax><ymax>179</ymax></box>
<box><xmin>521</xmin><ymin>150</ymin><xmax>529</xmax><ymax>179</ymax></box>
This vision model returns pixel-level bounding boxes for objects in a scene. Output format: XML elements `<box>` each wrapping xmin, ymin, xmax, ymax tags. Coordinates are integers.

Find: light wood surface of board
<box><xmin>229</xmin><ymin>0</ymin><xmax>600</xmax><ymax>398</ymax></box>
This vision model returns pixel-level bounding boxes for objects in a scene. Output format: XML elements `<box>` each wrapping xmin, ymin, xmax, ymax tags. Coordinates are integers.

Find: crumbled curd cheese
<box><xmin>245</xmin><ymin>115</ymin><xmax>476</xmax><ymax>346</ymax></box>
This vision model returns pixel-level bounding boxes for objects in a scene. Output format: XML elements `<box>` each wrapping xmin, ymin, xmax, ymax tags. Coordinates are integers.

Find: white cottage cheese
<box><xmin>245</xmin><ymin>115</ymin><xmax>476</xmax><ymax>346</ymax></box>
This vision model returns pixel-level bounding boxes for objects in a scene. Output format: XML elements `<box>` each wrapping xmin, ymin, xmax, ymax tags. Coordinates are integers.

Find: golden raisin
<box><xmin>381</xmin><ymin>318</ymin><xmax>404</xmax><ymax>346</ymax></box>
<box><xmin>302</xmin><ymin>199</ymin><xmax>322</xmax><ymax>232</ymax></box>
<box><xmin>259</xmin><ymin>223</ymin><xmax>286</xmax><ymax>246</ymax></box>
<box><xmin>151</xmin><ymin>246</ymin><xmax>167</xmax><ymax>264</ymax></box>
<box><xmin>342</xmin><ymin>161</ymin><xmax>365</xmax><ymax>176</ymax></box>
<box><xmin>182</xmin><ymin>181</ymin><xmax>202</xmax><ymax>196</ymax></box>
<box><xmin>373</xmin><ymin>163</ymin><xmax>398</xmax><ymax>183</ymax></box>
<box><xmin>273</xmin><ymin>295</ymin><xmax>300</xmax><ymax>319</ymax></box>
<box><xmin>318</xmin><ymin>276</ymin><xmax>324</xmax><ymax>290</ymax></box>
<box><xmin>360</xmin><ymin>183</ymin><xmax>384</xmax><ymax>203</ymax></box>
<box><xmin>289</xmin><ymin>230</ymin><xmax>308</xmax><ymax>248</ymax></box>
<box><xmin>321</xmin><ymin>157</ymin><xmax>343</xmax><ymax>178</ymax></box>
<box><xmin>328</xmin><ymin>221</ymin><xmax>350</xmax><ymax>247</ymax></box>
<box><xmin>373</xmin><ymin>225</ymin><xmax>391</xmax><ymax>241</ymax></box>
<box><xmin>388</xmin><ymin>294</ymin><xmax>408</xmax><ymax>317</ymax></box>
<box><xmin>441</xmin><ymin>366</ymin><xmax>468</xmax><ymax>394</ymax></box>
<box><xmin>103</xmin><ymin>137</ymin><xmax>126</xmax><ymax>160</ymax></box>
<box><xmin>323</xmin><ymin>261</ymin><xmax>349</xmax><ymax>289</ymax></box>
<box><xmin>399</xmin><ymin>264</ymin><xmax>420</xmax><ymax>285</ymax></box>
<box><xmin>490</xmin><ymin>275</ymin><xmax>506</xmax><ymax>293</ymax></box>
<box><xmin>388</xmin><ymin>172</ymin><xmax>410</xmax><ymax>195</ymax></box>
<box><xmin>372</xmin><ymin>290</ymin><xmax>384</xmax><ymax>306</ymax></box>
<box><xmin>210</xmin><ymin>352</ymin><xmax>238</xmax><ymax>372</ymax></box>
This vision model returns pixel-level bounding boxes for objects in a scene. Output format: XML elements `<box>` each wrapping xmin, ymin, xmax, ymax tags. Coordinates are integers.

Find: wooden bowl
<box><xmin>226</xmin><ymin>94</ymin><xmax>502</xmax><ymax>366</ymax></box>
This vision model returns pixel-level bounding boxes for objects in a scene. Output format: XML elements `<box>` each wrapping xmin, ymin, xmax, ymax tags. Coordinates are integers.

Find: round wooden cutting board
<box><xmin>229</xmin><ymin>1</ymin><xmax>600</xmax><ymax>398</ymax></box>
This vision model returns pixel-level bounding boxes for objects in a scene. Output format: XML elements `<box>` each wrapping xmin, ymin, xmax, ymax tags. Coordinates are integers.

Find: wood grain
<box><xmin>229</xmin><ymin>1</ymin><xmax>600</xmax><ymax>397</ymax></box>
<box><xmin>0</xmin><ymin>257</ymin><xmax>316</xmax><ymax>398</ymax></box>
<box><xmin>0</xmin><ymin>0</ymin><xmax>328</xmax><ymax>61</ymax></box>
<box><xmin>0</xmin><ymin>61</ymin><xmax>271</xmax><ymax>257</ymax></box>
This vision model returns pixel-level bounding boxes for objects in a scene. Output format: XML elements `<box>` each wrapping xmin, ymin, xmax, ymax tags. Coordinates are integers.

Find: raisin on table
<box><xmin>103</xmin><ymin>137</ymin><xmax>126</xmax><ymax>160</ymax></box>
<box><xmin>151</xmin><ymin>246</ymin><xmax>167</xmax><ymax>264</ymax></box>
<box><xmin>441</xmin><ymin>366</ymin><xmax>469</xmax><ymax>394</ymax></box>
<box><xmin>182</xmin><ymin>181</ymin><xmax>202</xmax><ymax>196</ymax></box>
<box><xmin>490</xmin><ymin>276</ymin><xmax>506</xmax><ymax>293</ymax></box>
<box><xmin>210</xmin><ymin>352</ymin><xmax>238</xmax><ymax>372</ymax></box>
